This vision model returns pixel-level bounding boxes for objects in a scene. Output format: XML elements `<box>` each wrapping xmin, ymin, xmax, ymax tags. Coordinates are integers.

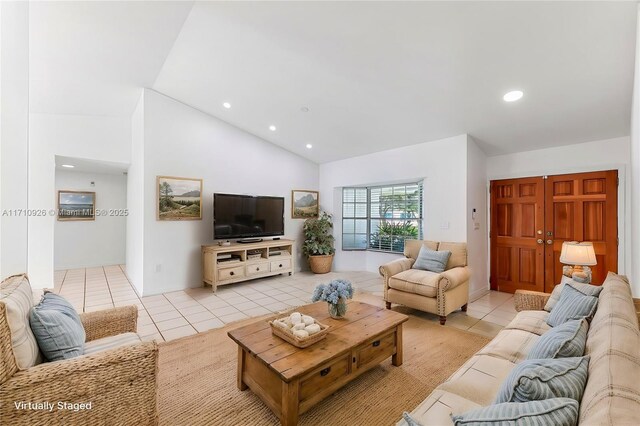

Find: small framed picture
<box><xmin>291</xmin><ymin>190</ymin><xmax>319</xmax><ymax>219</ymax></box>
<box><xmin>157</xmin><ymin>176</ymin><xmax>202</xmax><ymax>221</ymax></box>
<box><xmin>57</xmin><ymin>191</ymin><xmax>96</xmax><ymax>221</ymax></box>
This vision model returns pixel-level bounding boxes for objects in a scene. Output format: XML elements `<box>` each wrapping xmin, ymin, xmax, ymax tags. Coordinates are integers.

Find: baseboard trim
<box><xmin>469</xmin><ymin>287</ymin><xmax>490</xmax><ymax>302</ymax></box>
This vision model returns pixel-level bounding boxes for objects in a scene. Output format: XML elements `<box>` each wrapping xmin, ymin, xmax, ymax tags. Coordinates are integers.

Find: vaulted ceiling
<box><xmin>29</xmin><ymin>1</ymin><xmax>637</xmax><ymax>163</ymax></box>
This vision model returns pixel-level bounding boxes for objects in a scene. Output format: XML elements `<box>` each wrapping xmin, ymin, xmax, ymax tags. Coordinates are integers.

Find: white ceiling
<box><xmin>55</xmin><ymin>155</ymin><xmax>128</xmax><ymax>175</ymax></box>
<box><xmin>29</xmin><ymin>1</ymin><xmax>194</xmax><ymax>116</ymax></box>
<box><xmin>30</xmin><ymin>1</ymin><xmax>637</xmax><ymax>163</ymax></box>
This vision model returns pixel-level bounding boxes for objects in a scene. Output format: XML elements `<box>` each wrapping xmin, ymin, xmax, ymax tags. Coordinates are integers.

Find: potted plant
<box><xmin>302</xmin><ymin>212</ymin><xmax>335</xmax><ymax>274</ymax></box>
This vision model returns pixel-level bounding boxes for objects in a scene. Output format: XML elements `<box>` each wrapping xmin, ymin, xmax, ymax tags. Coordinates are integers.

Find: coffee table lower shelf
<box><xmin>236</xmin><ymin>323</ymin><xmax>404</xmax><ymax>426</ymax></box>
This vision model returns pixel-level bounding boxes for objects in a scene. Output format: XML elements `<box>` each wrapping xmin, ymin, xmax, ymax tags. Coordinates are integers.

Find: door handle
<box><xmin>320</xmin><ymin>367</ymin><xmax>331</xmax><ymax>377</ymax></box>
<box><xmin>546</xmin><ymin>239</ymin><xmax>553</xmax><ymax>245</ymax></box>
<box><xmin>537</xmin><ymin>239</ymin><xmax>544</xmax><ymax>244</ymax></box>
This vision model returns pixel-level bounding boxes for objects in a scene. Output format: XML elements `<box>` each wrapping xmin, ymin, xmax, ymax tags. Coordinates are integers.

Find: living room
<box><xmin>1</xmin><ymin>1</ymin><xmax>639</xmax><ymax>425</ymax></box>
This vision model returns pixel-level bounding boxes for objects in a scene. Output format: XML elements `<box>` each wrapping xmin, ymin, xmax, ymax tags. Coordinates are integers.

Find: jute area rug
<box><xmin>156</xmin><ymin>305</ymin><xmax>490</xmax><ymax>426</ymax></box>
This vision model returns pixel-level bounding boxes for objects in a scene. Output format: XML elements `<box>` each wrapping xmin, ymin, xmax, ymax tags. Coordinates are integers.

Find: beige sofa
<box><xmin>380</xmin><ymin>240</ymin><xmax>469</xmax><ymax>325</ymax></box>
<box><xmin>398</xmin><ymin>272</ymin><xmax>640</xmax><ymax>425</ymax></box>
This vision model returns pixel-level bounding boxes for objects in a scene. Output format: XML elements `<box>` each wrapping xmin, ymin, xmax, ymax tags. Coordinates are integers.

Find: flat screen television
<box><xmin>213</xmin><ymin>193</ymin><xmax>285</xmax><ymax>239</ymax></box>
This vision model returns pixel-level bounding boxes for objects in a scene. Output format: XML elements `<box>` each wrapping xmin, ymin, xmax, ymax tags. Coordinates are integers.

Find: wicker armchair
<box><xmin>0</xmin><ymin>294</ymin><xmax>158</xmax><ymax>425</ymax></box>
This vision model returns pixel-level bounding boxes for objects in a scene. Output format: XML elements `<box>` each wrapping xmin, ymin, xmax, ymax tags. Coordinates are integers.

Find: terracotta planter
<box><xmin>308</xmin><ymin>254</ymin><xmax>334</xmax><ymax>274</ymax></box>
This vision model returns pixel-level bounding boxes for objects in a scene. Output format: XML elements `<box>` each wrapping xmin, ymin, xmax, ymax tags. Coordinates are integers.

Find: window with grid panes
<box><xmin>342</xmin><ymin>182</ymin><xmax>423</xmax><ymax>253</ymax></box>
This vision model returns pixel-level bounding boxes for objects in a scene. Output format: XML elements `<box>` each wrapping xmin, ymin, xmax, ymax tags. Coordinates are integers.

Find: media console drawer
<box><xmin>246</xmin><ymin>262</ymin><xmax>269</xmax><ymax>276</ymax></box>
<box><xmin>270</xmin><ymin>258</ymin><xmax>291</xmax><ymax>272</ymax></box>
<box><xmin>218</xmin><ymin>265</ymin><xmax>245</xmax><ymax>281</ymax></box>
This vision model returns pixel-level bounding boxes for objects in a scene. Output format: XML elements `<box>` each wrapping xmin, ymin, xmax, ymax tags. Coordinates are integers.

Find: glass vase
<box><xmin>328</xmin><ymin>298</ymin><xmax>348</xmax><ymax>319</ymax></box>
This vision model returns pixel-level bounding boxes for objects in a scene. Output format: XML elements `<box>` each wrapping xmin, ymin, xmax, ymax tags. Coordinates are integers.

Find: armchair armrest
<box><xmin>0</xmin><ymin>341</ymin><xmax>158</xmax><ymax>426</ymax></box>
<box><xmin>514</xmin><ymin>290</ymin><xmax>551</xmax><ymax>312</ymax></box>
<box><xmin>379</xmin><ymin>258</ymin><xmax>415</xmax><ymax>300</ymax></box>
<box><xmin>379</xmin><ymin>258</ymin><xmax>415</xmax><ymax>279</ymax></box>
<box><xmin>80</xmin><ymin>305</ymin><xmax>138</xmax><ymax>342</ymax></box>
<box><xmin>439</xmin><ymin>266</ymin><xmax>470</xmax><ymax>291</ymax></box>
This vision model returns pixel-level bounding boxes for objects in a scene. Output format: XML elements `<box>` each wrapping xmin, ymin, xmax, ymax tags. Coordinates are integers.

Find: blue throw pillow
<box><xmin>451</xmin><ymin>398</ymin><xmax>579</xmax><ymax>426</ymax></box>
<box><xmin>495</xmin><ymin>357</ymin><xmax>590</xmax><ymax>404</ymax></box>
<box><xmin>30</xmin><ymin>292</ymin><xmax>85</xmax><ymax>361</ymax></box>
<box><xmin>527</xmin><ymin>319</ymin><xmax>588</xmax><ymax>360</ymax></box>
<box><xmin>413</xmin><ymin>246</ymin><xmax>451</xmax><ymax>273</ymax></box>
<box><xmin>547</xmin><ymin>283</ymin><xmax>599</xmax><ymax>327</ymax></box>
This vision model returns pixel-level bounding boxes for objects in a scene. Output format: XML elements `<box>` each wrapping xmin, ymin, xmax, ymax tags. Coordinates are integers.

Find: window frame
<box><xmin>341</xmin><ymin>181</ymin><xmax>423</xmax><ymax>254</ymax></box>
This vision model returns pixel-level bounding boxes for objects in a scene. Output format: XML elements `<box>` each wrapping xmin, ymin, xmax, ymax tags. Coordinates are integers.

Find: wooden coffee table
<box><xmin>227</xmin><ymin>301</ymin><xmax>408</xmax><ymax>426</ymax></box>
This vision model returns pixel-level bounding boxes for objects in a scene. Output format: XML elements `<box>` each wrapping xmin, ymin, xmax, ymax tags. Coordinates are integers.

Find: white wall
<box><xmin>630</xmin><ymin>4</ymin><xmax>640</xmax><ymax>295</ymax></box>
<box><xmin>487</xmin><ymin>136</ymin><xmax>633</xmax><ymax>294</ymax></box>
<box><xmin>319</xmin><ymin>135</ymin><xmax>469</xmax><ymax>272</ymax></box>
<box><xmin>54</xmin><ymin>170</ymin><xmax>127</xmax><ymax>269</ymax></box>
<box><xmin>126</xmin><ymin>95</ymin><xmax>145</xmax><ymax>294</ymax></box>
<box><xmin>466</xmin><ymin>137</ymin><xmax>488</xmax><ymax>300</ymax></box>
<box><xmin>28</xmin><ymin>114</ymin><xmax>131</xmax><ymax>288</ymax></box>
<box><xmin>135</xmin><ymin>89</ymin><xmax>319</xmax><ymax>295</ymax></box>
<box><xmin>0</xmin><ymin>1</ymin><xmax>29</xmax><ymax>278</ymax></box>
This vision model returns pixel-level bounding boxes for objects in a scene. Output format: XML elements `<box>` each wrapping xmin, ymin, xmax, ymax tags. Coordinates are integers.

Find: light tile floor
<box><xmin>52</xmin><ymin>266</ymin><xmax>516</xmax><ymax>342</ymax></box>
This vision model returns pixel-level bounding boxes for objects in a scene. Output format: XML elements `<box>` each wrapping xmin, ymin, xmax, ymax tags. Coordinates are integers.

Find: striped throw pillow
<box><xmin>30</xmin><ymin>292</ymin><xmax>85</xmax><ymax>361</ymax></box>
<box><xmin>547</xmin><ymin>283</ymin><xmax>599</xmax><ymax>327</ymax></box>
<box><xmin>0</xmin><ymin>274</ymin><xmax>42</xmax><ymax>369</ymax></box>
<box><xmin>451</xmin><ymin>398</ymin><xmax>579</xmax><ymax>426</ymax></box>
<box><xmin>413</xmin><ymin>246</ymin><xmax>451</xmax><ymax>273</ymax></box>
<box><xmin>527</xmin><ymin>319</ymin><xmax>588</xmax><ymax>360</ymax></box>
<box><xmin>495</xmin><ymin>357</ymin><xmax>590</xmax><ymax>404</ymax></box>
<box><xmin>545</xmin><ymin>278</ymin><xmax>603</xmax><ymax>312</ymax></box>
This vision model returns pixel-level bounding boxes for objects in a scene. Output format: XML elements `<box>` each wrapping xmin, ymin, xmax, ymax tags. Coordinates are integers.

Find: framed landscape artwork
<box><xmin>57</xmin><ymin>190</ymin><xmax>96</xmax><ymax>221</ymax></box>
<box><xmin>292</xmin><ymin>190</ymin><xmax>319</xmax><ymax>219</ymax></box>
<box><xmin>157</xmin><ymin>176</ymin><xmax>202</xmax><ymax>221</ymax></box>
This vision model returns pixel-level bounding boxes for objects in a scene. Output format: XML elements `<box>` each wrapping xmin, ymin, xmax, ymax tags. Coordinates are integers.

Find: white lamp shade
<box><xmin>559</xmin><ymin>241</ymin><xmax>597</xmax><ymax>266</ymax></box>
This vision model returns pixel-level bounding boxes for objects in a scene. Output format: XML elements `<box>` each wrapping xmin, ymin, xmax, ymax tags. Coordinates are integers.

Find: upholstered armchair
<box><xmin>0</xmin><ymin>274</ymin><xmax>158</xmax><ymax>426</ymax></box>
<box><xmin>379</xmin><ymin>240</ymin><xmax>470</xmax><ymax>325</ymax></box>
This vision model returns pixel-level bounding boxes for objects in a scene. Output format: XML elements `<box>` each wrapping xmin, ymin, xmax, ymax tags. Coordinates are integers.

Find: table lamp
<box><xmin>560</xmin><ymin>241</ymin><xmax>597</xmax><ymax>284</ymax></box>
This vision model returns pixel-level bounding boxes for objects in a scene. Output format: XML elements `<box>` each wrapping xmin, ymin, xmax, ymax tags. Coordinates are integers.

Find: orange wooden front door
<box><xmin>490</xmin><ymin>177</ymin><xmax>546</xmax><ymax>293</ymax></box>
<box><xmin>544</xmin><ymin>170</ymin><xmax>618</xmax><ymax>292</ymax></box>
<box><xmin>490</xmin><ymin>170</ymin><xmax>618</xmax><ymax>294</ymax></box>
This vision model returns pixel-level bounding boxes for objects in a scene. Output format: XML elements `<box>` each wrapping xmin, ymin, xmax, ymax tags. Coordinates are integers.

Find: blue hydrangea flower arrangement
<box><xmin>311</xmin><ymin>279</ymin><xmax>353</xmax><ymax>318</ymax></box>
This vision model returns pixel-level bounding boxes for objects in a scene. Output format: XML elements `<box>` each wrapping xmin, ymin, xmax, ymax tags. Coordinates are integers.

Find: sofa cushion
<box><xmin>547</xmin><ymin>283</ymin><xmax>598</xmax><ymax>327</ymax></box>
<box><xmin>398</xmin><ymin>389</ymin><xmax>481</xmax><ymax>426</ymax></box>
<box><xmin>477</xmin><ymin>329</ymin><xmax>539</xmax><ymax>364</ymax></box>
<box><xmin>413</xmin><ymin>247</ymin><xmax>451</xmax><ymax>273</ymax></box>
<box><xmin>404</xmin><ymin>239</ymin><xmax>439</xmax><ymax>261</ymax></box>
<box><xmin>545</xmin><ymin>277</ymin><xmax>603</xmax><ymax>312</ymax></box>
<box><xmin>438</xmin><ymin>355</ymin><xmax>516</xmax><ymax>406</ymax></box>
<box><xmin>527</xmin><ymin>319</ymin><xmax>588</xmax><ymax>360</ymax></box>
<box><xmin>504</xmin><ymin>310</ymin><xmax>551</xmax><ymax>336</ymax></box>
<box><xmin>580</xmin><ymin>273</ymin><xmax>640</xmax><ymax>425</ymax></box>
<box><xmin>30</xmin><ymin>292</ymin><xmax>85</xmax><ymax>361</ymax></box>
<box><xmin>84</xmin><ymin>332</ymin><xmax>141</xmax><ymax>355</ymax></box>
<box><xmin>438</xmin><ymin>242</ymin><xmax>467</xmax><ymax>269</ymax></box>
<box><xmin>0</xmin><ymin>274</ymin><xmax>42</xmax><ymax>369</ymax></box>
<box><xmin>388</xmin><ymin>269</ymin><xmax>440</xmax><ymax>298</ymax></box>
<box><xmin>495</xmin><ymin>356</ymin><xmax>589</xmax><ymax>404</ymax></box>
<box><xmin>451</xmin><ymin>398</ymin><xmax>579</xmax><ymax>426</ymax></box>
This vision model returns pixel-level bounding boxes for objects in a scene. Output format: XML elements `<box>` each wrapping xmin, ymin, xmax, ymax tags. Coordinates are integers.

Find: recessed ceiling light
<box><xmin>300</xmin><ymin>107</ymin><xmax>309</xmax><ymax>113</ymax></box>
<box><xmin>503</xmin><ymin>90</ymin><xmax>524</xmax><ymax>102</ymax></box>
<box><xmin>269</xmin><ymin>125</ymin><xmax>277</xmax><ymax>131</ymax></box>
<box><xmin>223</xmin><ymin>102</ymin><xmax>231</xmax><ymax>109</ymax></box>
<box><xmin>306</xmin><ymin>144</ymin><xmax>313</xmax><ymax>149</ymax></box>
<box><xmin>61</xmin><ymin>164</ymin><xmax>75</xmax><ymax>168</ymax></box>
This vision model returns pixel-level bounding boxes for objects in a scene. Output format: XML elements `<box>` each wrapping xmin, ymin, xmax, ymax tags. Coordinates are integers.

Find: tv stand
<box><xmin>237</xmin><ymin>238</ymin><xmax>263</xmax><ymax>244</ymax></box>
<box><xmin>201</xmin><ymin>239</ymin><xmax>295</xmax><ymax>292</ymax></box>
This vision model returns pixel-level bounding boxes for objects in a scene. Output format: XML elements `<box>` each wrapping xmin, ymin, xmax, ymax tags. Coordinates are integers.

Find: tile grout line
<box><xmin>102</xmin><ymin>266</ymin><xmax>115</xmax><ymax>308</ymax></box>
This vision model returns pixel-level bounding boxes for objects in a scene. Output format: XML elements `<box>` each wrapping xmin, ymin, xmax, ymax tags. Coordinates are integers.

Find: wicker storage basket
<box><xmin>308</xmin><ymin>254</ymin><xmax>334</xmax><ymax>274</ymax></box>
<box><xmin>270</xmin><ymin>318</ymin><xmax>330</xmax><ymax>348</ymax></box>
